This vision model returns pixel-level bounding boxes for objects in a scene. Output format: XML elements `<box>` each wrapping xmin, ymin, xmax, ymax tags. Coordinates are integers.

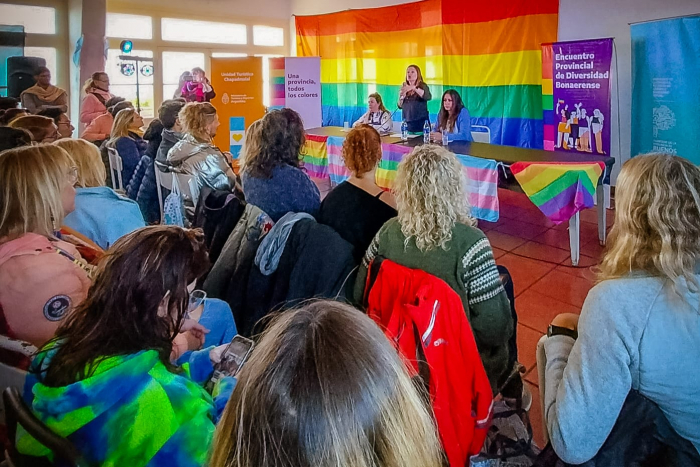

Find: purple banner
<box><xmin>551</xmin><ymin>38</ymin><xmax>613</xmax><ymax>156</ymax></box>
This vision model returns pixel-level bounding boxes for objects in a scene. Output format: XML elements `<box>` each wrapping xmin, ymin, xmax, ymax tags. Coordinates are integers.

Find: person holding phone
<box><xmin>18</xmin><ymin>226</ymin><xmax>236</xmax><ymax>467</ymax></box>
<box><xmin>398</xmin><ymin>64</ymin><xmax>432</xmax><ymax>133</ymax></box>
<box><xmin>431</xmin><ymin>89</ymin><xmax>472</xmax><ymax>143</ymax></box>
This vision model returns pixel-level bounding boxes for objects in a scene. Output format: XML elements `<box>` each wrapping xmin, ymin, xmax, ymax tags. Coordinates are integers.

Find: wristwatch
<box><xmin>547</xmin><ymin>324</ymin><xmax>578</xmax><ymax>340</ymax></box>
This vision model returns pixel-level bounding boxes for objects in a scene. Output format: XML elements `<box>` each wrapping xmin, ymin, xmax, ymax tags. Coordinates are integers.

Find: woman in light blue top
<box><xmin>541</xmin><ymin>154</ymin><xmax>700</xmax><ymax>464</ymax></box>
<box><xmin>56</xmin><ymin>139</ymin><xmax>145</xmax><ymax>249</ymax></box>
<box><xmin>431</xmin><ymin>89</ymin><xmax>472</xmax><ymax>143</ymax></box>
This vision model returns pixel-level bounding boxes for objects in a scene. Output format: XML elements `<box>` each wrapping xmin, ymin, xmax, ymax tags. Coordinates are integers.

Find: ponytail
<box><xmin>83</xmin><ymin>72</ymin><xmax>107</xmax><ymax>95</ymax></box>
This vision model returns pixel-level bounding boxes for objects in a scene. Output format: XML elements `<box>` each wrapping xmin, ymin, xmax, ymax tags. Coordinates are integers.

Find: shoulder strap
<box><xmin>90</xmin><ymin>91</ymin><xmax>107</xmax><ymax>107</ymax></box>
<box><xmin>374</xmin><ymin>190</ymin><xmax>384</xmax><ymax>199</ymax></box>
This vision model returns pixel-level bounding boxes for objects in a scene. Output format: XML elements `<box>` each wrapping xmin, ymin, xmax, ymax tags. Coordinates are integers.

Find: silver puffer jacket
<box><xmin>166</xmin><ymin>134</ymin><xmax>236</xmax><ymax>191</ymax></box>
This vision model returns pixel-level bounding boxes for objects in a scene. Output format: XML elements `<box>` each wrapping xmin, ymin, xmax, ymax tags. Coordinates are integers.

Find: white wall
<box><xmin>558</xmin><ymin>0</ymin><xmax>700</xmax><ymax>178</ymax></box>
<box><xmin>115</xmin><ymin>0</ymin><xmax>292</xmax><ymax>20</ymax></box>
<box><xmin>290</xmin><ymin>0</ymin><xmax>700</xmax><ymax>180</ymax></box>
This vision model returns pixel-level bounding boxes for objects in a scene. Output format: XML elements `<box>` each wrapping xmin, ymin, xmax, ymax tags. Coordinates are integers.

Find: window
<box><xmin>162</xmin><ymin>51</ymin><xmax>205</xmax><ymax>101</ymax></box>
<box><xmin>24</xmin><ymin>47</ymin><xmax>57</xmax><ymax>76</ymax></box>
<box><xmin>161</xmin><ymin>18</ymin><xmax>246</xmax><ymax>45</ymax></box>
<box><xmin>106</xmin><ymin>49</ymin><xmax>155</xmax><ymax>118</ymax></box>
<box><xmin>0</xmin><ymin>4</ymin><xmax>56</xmax><ymax>34</ymax></box>
<box><xmin>106</xmin><ymin>13</ymin><xmax>153</xmax><ymax>40</ymax></box>
<box><xmin>255</xmin><ymin>54</ymin><xmax>283</xmax><ymax>108</ymax></box>
<box><xmin>211</xmin><ymin>52</ymin><xmax>248</xmax><ymax>58</ymax></box>
<box><xmin>253</xmin><ymin>26</ymin><xmax>284</xmax><ymax>47</ymax></box>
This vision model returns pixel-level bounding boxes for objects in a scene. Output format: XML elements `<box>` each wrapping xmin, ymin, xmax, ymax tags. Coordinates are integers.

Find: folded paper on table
<box><xmin>510</xmin><ymin>161</ymin><xmax>604</xmax><ymax>224</ymax></box>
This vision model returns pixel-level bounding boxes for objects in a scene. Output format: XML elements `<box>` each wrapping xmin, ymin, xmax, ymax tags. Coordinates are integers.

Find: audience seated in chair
<box><xmin>106</xmin><ymin>108</ymin><xmax>146</xmax><ymax>183</ymax></box>
<box><xmin>82</xmin><ymin>97</ymin><xmax>131</xmax><ymax>144</ymax></box>
<box><xmin>156</xmin><ymin>99</ymin><xmax>186</xmax><ymax>166</ymax></box>
<box><xmin>540</xmin><ymin>153</ymin><xmax>700</xmax><ymax>464</ymax></box>
<box><xmin>319</xmin><ymin>124</ymin><xmax>397</xmax><ymax>262</ymax></box>
<box><xmin>0</xmin><ymin>108</ymin><xmax>29</xmax><ymax>127</ymax></box>
<box><xmin>353</xmin><ymin>144</ymin><xmax>513</xmax><ymax>392</ymax></box>
<box><xmin>0</xmin><ymin>126</ymin><xmax>32</xmax><ymax>152</ymax></box>
<box><xmin>0</xmin><ymin>145</ymin><xmax>92</xmax><ymax>348</ymax></box>
<box><xmin>167</xmin><ymin>102</ymin><xmax>238</xmax><ymax>192</ymax></box>
<box><xmin>55</xmin><ymin>138</ymin><xmax>145</xmax><ymax>249</ymax></box>
<box><xmin>18</xmin><ymin>226</ymin><xmax>235</xmax><ymax>467</ymax></box>
<box><xmin>38</xmin><ymin>107</ymin><xmax>75</xmax><ymax>139</ymax></box>
<box><xmin>241</xmin><ymin>109</ymin><xmax>320</xmax><ymax>221</ymax></box>
<box><xmin>143</xmin><ymin>118</ymin><xmax>164</xmax><ymax>159</ymax></box>
<box><xmin>210</xmin><ymin>300</ymin><xmax>443</xmax><ymax>467</ymax></box>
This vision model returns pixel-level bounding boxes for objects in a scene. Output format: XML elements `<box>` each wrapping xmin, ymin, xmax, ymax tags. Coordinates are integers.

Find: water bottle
<box><xmin>441</xmin><ymin>131</ymin><xmax>449</xmax><ymax>147</ymax></box>
<box><xmin>423</xmin><ymin>120</ymin><xmax>431</xmax><ymax>144</ymax></box>
<box><xmin>401</xmin><ymin>120</ymin><xmax>408</xmax><ymax>142</ymax></box>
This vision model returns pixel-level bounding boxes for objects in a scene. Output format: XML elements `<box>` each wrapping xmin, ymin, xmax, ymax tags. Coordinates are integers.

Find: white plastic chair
<box><xmin>107</xmin><ymin>147</ymin><xmax>124</xmax><ymax>191</ymax></box>
<box><xmin>471</xmin><ymin>125</ymin><xmax>491</xmax><ymax>144</ymax></box>
<box><xmin>175</xmin><ymin>172</ymin><xmax>200</xmax><ymax>208</ymax></box>
<box><xmin>154</xmin><ymin>161</ymin><xmax>172</xmax><ymax>223</ymax></box>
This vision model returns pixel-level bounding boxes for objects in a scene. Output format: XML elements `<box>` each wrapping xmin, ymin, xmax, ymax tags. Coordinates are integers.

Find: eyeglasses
<box><xmin>67</xmin><ymin>166</ymin><xmax>79</xmax><ymax>186</ymax></box>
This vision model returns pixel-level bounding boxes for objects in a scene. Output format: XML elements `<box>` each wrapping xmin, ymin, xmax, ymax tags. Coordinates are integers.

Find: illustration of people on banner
<box><xmin>555</xmin><ymin>100</ymin><xmax>605</xmax><ymax>154</ymax></box>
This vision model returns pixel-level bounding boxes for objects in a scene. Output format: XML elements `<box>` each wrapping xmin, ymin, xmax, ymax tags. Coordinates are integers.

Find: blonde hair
<box><xmin>179</xmin><ymin>102</ymin><xmax>217</xmax><ymax>142</ymax></box>
<box><xmin>0</xmin><ymin>144</ymin><xmax>75</xmax><ymax>241</ymax></box>
<box><xmin>211</xmin><ymin>300</ymin><xmax>443</xmax><ymax>467</ymax></box>
<box><xmin>238</xmin><ymin>118</ymin><xmax>263</xmax><ymax>172</ymax></box>
<box><xmin>599</xmin><ymin>154</ymin><xmax>700</xmax><ymax>294</ymax></box>
<box><xmin>82</xmin><ymin>72</ymin><xmax>107</xmax><ymax>94</ymax></box>
<box><xmin>54</xmin><ymin>138</ymin><xmax>106</xmax><ymax>188</ymax></box>
<box><xmin>107</xmin><ymin>108</ymin><xmax>138</xmax><ymax>146</ymax></box>
<box><xmin>8</xmin><ymin>115</ymin><xmax>56</xmax><ymax>142</ymax></box>
<box><xmin>394</xmin><ymin>145</ymin><xmax>475</xmax><ymax>251</ymax></box>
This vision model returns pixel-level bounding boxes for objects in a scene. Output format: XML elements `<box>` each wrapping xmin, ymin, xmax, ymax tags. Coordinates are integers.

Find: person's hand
<box><xmin>184</xmin><ymin>331</ymin><xmax>205</xmax><ymax>351</ymax></box>
<box><xmin>430</xmin><ymin>132</ymin><xmax>442</xmax><ymax>143</ymax></box>
<box><xmin>209</xmin><ymin>343</ymin><xmax>229</xmax><ymax>365</ymax></box>
<box><xmin>551</xmin><ymin>313</ymin><xmax>580</xmax><ymax>331</ymax></box>
<box><xmin>181</xmin><ymin>319</ymin><xmax>209</xmax><ymax>341</ymax></box>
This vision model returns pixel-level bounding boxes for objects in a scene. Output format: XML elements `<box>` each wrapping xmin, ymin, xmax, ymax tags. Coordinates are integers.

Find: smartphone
<box><xmin>216</xmin><ymin>335</ymin><xmax>254</xmax><ymax>377</ymax></box>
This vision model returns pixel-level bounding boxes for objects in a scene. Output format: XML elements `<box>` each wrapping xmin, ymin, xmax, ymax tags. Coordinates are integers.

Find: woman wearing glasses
<box><xmin>80</xmin><ymin>72</ymin><xmax>114</xmax><ymax>128</ymax></box>
<box><xmin>0</xmin><ymin>145</ymin><xmax>91</xmax><ymax>348</ymax></box>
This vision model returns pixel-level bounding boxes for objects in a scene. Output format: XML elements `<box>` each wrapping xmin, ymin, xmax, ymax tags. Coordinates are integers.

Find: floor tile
<box><xmin>494</xmin><ymin>220</ymin><xmax>550</xmax><ymax>241</ymax></box>
<box><xmin>531</xmin><ymin>228</ymin><xmax>572</xmax><ymax>251</ymax></box>
<box><xmin>485</xmin><ymin>230</ymin><xmax>528</xmax><ymax>252</ymax></box>
<box><xmin>529</xmin><ymin>270</ymin><xmax>595</xmax><ymax>308</ymax></box>
<box><xmin>555</xmin><ymin>264</ymin><xmax>598</xmax><ymax>281</ymax></box>
<box><xmin>526</xmin><ymin>381</ymin><xmax>546</xmax><ymax>449</ymax></box>
<box><xmin>516</xmin><ymin>289</ymin><xmax>581</xmax><ymax>334</ymax></box>
<box><xmin>516</xmin><ymin>323</ymin><xmax>543</xmax><ymax>374</ymax></box>
<box><xmin>497</xmin><ymin>254</ymin><xmax>556</xmax><ymax>297</ymax></box>
<box><xmin>560</xmin><ymin>253</ymin><xmax>598</xmax><ymax>269</ymax></box>
<box><xmin>492</xmin><ymin>247</ymin><xmax>507</xmax><ymax>260</ymax></box>
<box><xmin>581</xmin><ymin>237</ymin><xmax>606</xmax><ymax>259</ymax></box>
<box><xmin>511</xmin><ymin>242</ymin><xmax>570</xmax><ymax>265</ymax></box>
<box><xmin>524</xmin><ymin>363</ymin><xmax>539</xmax><ymax>386</ymax></box>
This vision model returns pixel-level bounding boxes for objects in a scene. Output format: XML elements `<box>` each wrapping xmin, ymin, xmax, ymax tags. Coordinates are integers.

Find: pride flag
<box><xmin>269</xmin><ymin>57</ymin><xmax>286</xmax><ymax>110</ymax></box>
<box><xmin>295</xmin><ymin>0</ymin><xmax>558</xmax><ymax>148</ymax></box>
<box><xmin>511</xmin><ymin>161</ymin><xmax>605</xmax><ymax>224</ymax></box>
<box><xmin>301</xmin><ymin>134</ymin><xmax>328</xmax><ymax>179</ymax></box>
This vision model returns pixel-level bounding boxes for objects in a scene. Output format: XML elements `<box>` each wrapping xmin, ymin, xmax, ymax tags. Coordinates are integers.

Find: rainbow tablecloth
<box><xmin>303</xmin><ymin>135</ymin><xmax>500</xmax><ymax>222</ymax></box>
<box><xmin>510</xmin><ymin>161</ymin><xmax>605</xmax><ymax>224</ymax></box>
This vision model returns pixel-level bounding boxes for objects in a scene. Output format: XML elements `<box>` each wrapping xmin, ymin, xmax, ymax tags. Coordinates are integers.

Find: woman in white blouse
<box><xmin>353</xmin><ymin>92</ymin><xmax>392</xmax><ymax>134</ymax></box>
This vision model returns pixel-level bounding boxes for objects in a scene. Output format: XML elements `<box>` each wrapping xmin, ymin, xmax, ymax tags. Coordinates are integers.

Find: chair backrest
<box><xmin>3</xmin><ymin>387</ymin><xmax>88</xmax><ymax>467</ymax></box>
<box><xmin>471</xmin><ymin>125</ymin><xmax>491</xmax><ymax>144</ymax></box>
<box><xmin>153</xmin><ymin>161</ymin><xmax>171</xmax><ymax>223</ymax></box>
<box><xmin>106</xmin><ymin>147</ymin><xmax>124</xmax><ymax>191</ymax></box>
<box><xmin>174</xmin><ymin>173</ymin><xmax>200</xmax><ymax>208</ymax></box>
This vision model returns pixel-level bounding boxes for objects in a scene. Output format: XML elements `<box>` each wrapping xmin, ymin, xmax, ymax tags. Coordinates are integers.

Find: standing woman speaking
<box><xmin>398</xmin><ymin>64</ymin><xmax>432</xmax><ymax>132</ymax></box>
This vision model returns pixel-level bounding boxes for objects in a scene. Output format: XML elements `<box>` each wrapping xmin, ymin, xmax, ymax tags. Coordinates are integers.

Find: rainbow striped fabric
<box><xmin>311</xmin><ymin>135</ymin><xmax>500</xmax><ymax>221</ymax></box>
<box><xmin>510</xmin><ymin>161</ymin><xmax>605</xmax><ymax>224</ymax></box>
<box><xmin>295</xmin><ymin>0</ymin><xmax>558</xmax><ymax>148</ymax></box>
<box><xmin>541</xmin><ymin>44</ymin><xmax>556</xmax><ymax>150</ymax></box>
<box><xmin>270</xmin><ymin>57</ymin><xmax>286</xmax><ymax>110</ymax></box>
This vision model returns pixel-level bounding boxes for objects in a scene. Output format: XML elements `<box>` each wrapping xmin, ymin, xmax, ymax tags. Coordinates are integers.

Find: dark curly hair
<box><xmin>342</xmin><ymin>124</ymin><xmax>382</xmax><ymax>177</ymax></box>
<box><xmin>244</xmin><ymin>108</ymin><xmax>305</xmax><ymax>179</ymax></box>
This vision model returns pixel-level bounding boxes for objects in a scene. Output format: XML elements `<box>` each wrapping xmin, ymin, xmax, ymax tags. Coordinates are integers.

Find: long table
<box><xmin>306</xmin><ymin>126</ymin><xmax>616</xmax><ymax>266</ymax></box>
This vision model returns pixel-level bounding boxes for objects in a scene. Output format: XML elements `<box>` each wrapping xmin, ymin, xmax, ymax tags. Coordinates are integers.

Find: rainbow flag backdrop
<box><xmin>296</xmin><ymin>0</ymin><xmax>558</xmax><ymax>148</ymax></box>
<box><xmin>510</xmin><ymin>161</ymin><xmax>605</xmax><ymax>224</ymax></box>
<box><xmin>269</xmin><ymin>57</ymin><xmax>286</xmax><ymax>110</ymax></box>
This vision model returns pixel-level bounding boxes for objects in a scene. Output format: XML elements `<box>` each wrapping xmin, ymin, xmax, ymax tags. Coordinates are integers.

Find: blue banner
<box><xmin>631</xmin><ymin>16</ymin><xmax>700</xmax><ymax>163</ymax></box>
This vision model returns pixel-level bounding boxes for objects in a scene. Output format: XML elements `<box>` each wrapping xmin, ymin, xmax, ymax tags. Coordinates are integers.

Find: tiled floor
<box><xmin>484</xmin><ymin>188</ymin><xmax>614</xmax><ymax>448</ymax></box>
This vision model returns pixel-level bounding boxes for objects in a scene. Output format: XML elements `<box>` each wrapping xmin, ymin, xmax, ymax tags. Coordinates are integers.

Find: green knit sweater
<box><xmin>354</xmin><ymin>218</ymin><xmax>513</xmax><ymax>389</ymax></box>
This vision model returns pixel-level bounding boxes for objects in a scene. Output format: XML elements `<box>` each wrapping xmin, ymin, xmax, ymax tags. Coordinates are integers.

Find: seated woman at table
<box><xmin>540</xmin><ymin>154</ymin><xmax>700</xmax><ymax>464</ymax></box>
<box><xmin>353</xmin><ymin>144</ymin><xmax>513</xmax><ymax>392</ymax></box>
<box><xmin>241</xmin><ymin>108</ymin><xmax>320</xmax><ymax>222</ymax></box>
<box><xmin>319</xmin><ymin>125</ymin><xmax>397</xmax><ymax>262</ymax></box>
<box><xmin>398</xmin><ymin>64</ymin><xmax>432</xmax><ymax>133</ymax></box>
<box><xmin>431</xmin><ymin>89</ymin><xmax>472</xmax><ymax>143</ymax></box>
<box><xmin>353</xmin><ymin>92</ymin><xmax>393</xmax><ymax>134</ymax></box>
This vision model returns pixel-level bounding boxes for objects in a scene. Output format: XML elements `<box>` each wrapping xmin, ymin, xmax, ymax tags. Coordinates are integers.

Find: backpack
<box><xmin>163</xmin><ymin>173</ymin><xmax>188</xmax><ymax>227</ymax></box>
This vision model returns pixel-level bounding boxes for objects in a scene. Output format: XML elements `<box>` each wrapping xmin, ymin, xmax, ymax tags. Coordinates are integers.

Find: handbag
<box><xmin>163</xmin><ymin>173</ymin><xmax>188</xmax><ymax>227</ymax></box>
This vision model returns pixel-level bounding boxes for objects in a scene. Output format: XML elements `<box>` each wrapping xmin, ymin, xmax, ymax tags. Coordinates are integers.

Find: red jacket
<box><xmin>365</xmin><ymin>258</ymin><xmax>493</xmax><ymax>466</ymax></box>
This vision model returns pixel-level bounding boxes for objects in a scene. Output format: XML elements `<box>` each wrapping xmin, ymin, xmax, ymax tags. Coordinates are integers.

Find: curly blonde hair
<box><xmin>179</xmin><ymin>102</ymin><xmax>217</xmax><ymax>142</ymax></box>
<box><xmin>394</xmin><ymin>145</ymin><xmax>475</xmax><ymax>251</ymax></box>
<box><xmin>343</xmin><ymin>124</ymin><xmax>382</xmax><ymax>177</ymax></box>
<box><xmin>238</xmin><ymin>118</ymin><xmax>263</xmax><ymax>173</ymax></box>
<box><xmin>599</xmin><ymin>154</ymin><xmax>700</xmax><ymax>294</ymax></box>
